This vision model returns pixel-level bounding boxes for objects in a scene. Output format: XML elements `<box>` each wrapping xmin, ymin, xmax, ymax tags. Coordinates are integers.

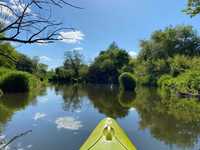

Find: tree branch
<box><xmin>0</xmin><ymin>130</ymin><xmax>32</xmax><ymax>150</ymax></box>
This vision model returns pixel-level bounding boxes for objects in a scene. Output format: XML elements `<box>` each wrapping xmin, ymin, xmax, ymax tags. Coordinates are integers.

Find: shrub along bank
<box><xmin>0</xmin><ymin>68</ymin><xmax>42</xmax><ymax>93</ymax></box>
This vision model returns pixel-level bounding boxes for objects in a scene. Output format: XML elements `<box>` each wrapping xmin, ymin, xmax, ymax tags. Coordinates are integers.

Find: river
<box><xmin>0</xmin><ymin>84</ymin><xmax>200</xmax><ymax>150</ymax></box>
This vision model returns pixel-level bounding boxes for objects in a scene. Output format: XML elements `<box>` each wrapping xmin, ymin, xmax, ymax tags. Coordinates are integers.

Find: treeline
<box><xmin>51</xmin><ymin>25</ymin><xmax>200</xmax><ymax>97</ymax></box>
<box><xmin>0</xmin><ymin>42</ymin><xmax>48</xmax><ymax>94</ymax></box>
<box><xmin>49</xmin><ymin>42</ymin><xmax>131</xmax><ymax>84</ymax></box>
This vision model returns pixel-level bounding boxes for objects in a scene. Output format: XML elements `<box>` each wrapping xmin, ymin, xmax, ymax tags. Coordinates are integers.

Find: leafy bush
<box><xmin>157</xmin><ymin>75</ymin><xmax>174</xmax><ymax>88</ymax></box>
<box><xmin>174</xmin><ymin>70</ymin><xmax>200</xmax><ymax>95</ymax></box>
<box><xmin>0</xmin><ymin>70</ymin><xmax>41</xmax><ymax>93</ymax></box>
<box><xmin>159</xmin><ymin>70</ymin><xmax>200</xmax><ymax>96</ymax></box>
<box><xmin>119</xmin><ymin>72</ymin><xmax>136</xmax><ymax>91</ymax></box>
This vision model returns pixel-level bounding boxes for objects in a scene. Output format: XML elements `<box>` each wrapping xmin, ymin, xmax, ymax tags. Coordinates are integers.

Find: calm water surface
<box><xmin>0</xmin><ymin>84</ymin><xmax>200</xmax><ymax>150</ymax></box>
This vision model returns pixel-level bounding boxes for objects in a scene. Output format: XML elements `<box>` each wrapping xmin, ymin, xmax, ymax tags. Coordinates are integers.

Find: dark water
<box><xmin>0</xmin><ymin>84</ymin><xmax>200</xmax><ymax>150</ymax></box>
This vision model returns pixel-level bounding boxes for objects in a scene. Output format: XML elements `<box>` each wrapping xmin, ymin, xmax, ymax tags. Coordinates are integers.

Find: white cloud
<box><xmin>39</xmin><ymin>56</ymin><xmax>52</xmax><ymax>62</ymax></box>
<box><xmin>73</xmin><ymin>47</ymin><xmax>83</xmax><ymax>51</ymax></box>
<box><xmin>33</xmin><ymin>113</ymin><xmax>47</xmax><ymax>121</ymax></box>
<box><xmin>128</xmin><ymin>51</ymin><xmax>138</xmax><ymax>58</ymax></box>
<box><xmin>0</xmin><ymin>2</ymin><xmax>13</xmax><ymax>16</ymax></box>
<box><xmin>0</xmin><ymin>0</ymin><xmax>31</xmax><ymax>18</ymax></box>
<box><xmin>59</xmin><ymin>31</ymin><xmax>85</xmax><ymax>44</ymax></box>
<box><xmin>10</xmin><ymin>0</ymin><xmax>31</xmax><ymax>14</ymax></box>
<box><xmin>55</xmin><ymin>117</ymin><xmax>83</xmax><ymax>130</ymax></box>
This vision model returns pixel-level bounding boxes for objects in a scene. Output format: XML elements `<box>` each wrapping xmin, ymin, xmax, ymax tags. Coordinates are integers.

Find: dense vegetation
<box><xmin>50</xmin><ymin>42</ymin><xmax>130</xmax><ymax>84</ymax></box>
<box><xmin>0</xmin><ymin>41</ymin><xmax>47</xmax><ymax>94</ymax></box>
<box><xmin>0</xmin><ymin>68</ymin><xmax>42</xmax><ymax>93</ymax></box>
<box><xmin>50</xmin><ymin>25</ymin><xmax>200</xmax><ymax>98</ymax></box>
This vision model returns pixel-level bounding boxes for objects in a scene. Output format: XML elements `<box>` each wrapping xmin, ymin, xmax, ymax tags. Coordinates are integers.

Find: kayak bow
<box><xmin>80</xmin><ymin>118</ymin><xmax>137</xmax><ymax>150</ymax></box>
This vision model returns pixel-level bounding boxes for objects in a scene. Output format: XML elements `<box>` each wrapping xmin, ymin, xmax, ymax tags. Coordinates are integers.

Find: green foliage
<box><xmin>51</xmin><ymin>50</ymin><xmax>88</xmax><ymax>83</ymax></box>
<box><xmin>119</xmin><ymin>72</ymin><xmax>136</xmax><ymax>91</ymax></box>
<box><xmin>138</xmin><ymin>25</ymin><xmax>200</xmax><ymax>61</ymax></box>
<box><xmin>0</xmin><ymin>41</ymin><xmax>48</xmax><ymax>82</ymax></box>
<box><xmin>159</xmin><ymin>70</ymin><xmax>200</xmax><ymax>96</ymax></box>
<box><xmin>157</xmin><ymin>74</ymin><xmax>173</xmax><ymax>88</ymax></box>
<box><xmin>0</xmin><ymin>43</ymin><xmax>19</xmax><ymax>69</ymax></box>
<box><xmin>134</xmin><ymin>25</ymin><xmax>200</xmax><ymax>86</ymax></box>
<box><xmin>184</xmin><ymin>0</ymin><xmax>200</xmax><ymax>17</ymax></box>
<box><xmin>169</xmin><ymin>55</ymin><xmax>191</xmax><ymax>77</ymax></box>
<box><xmin>174</xmin><ymin>70</ymin><xmax>200</xmax><ymax>95</ymax></box>
<box><xmin>88</xmin><ymin>42</ymin><xmax>129</xmax><ymax>84</ymax></box>
<box><xmin>64</xmin><ymin>50</ymin><xmax>83</xmax><ymax>79</ymax></box>
<box><xmin>50</xmin><ymin>67</ymin><xmax>73</xmax><ymax>83</ymax></box>
<box><xmin>0</xmin><ymin>69</ymin><xmax>41</xmax><ymax>93</ymax></box>
<box><xmin>134</xmin><ymin>59</ymin><xmax>170</xmax><ymax>86</ymax></box>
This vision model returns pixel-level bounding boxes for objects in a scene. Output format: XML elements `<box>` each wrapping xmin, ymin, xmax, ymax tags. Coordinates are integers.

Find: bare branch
<box><xmin>0</xmin><ymin>0</ymin><xmax>82</xmax><ymax>44</ymax></box>
<box><xmin>0</xmin><ymin>130</ymin><xmax>32</xmax><ymax>150</ymax></box>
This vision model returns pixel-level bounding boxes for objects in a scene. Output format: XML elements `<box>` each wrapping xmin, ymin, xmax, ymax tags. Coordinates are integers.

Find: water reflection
<box><xmin>118</xmin><ymin>91</ymin><xmax>136</xmax><ymax>108</ymax></box>
<box><xmin>1</xmin><ymin>85</ymin><xmax>200</xmax><ymax>149</ymax></box>
<box><xmin>133</xmin><ymin>87</ymin><xmax>200</xmax><ymax>149</ymax></box>
<box><xmin>86</xmin><ymin>85</ymin><xmax>130</xmax><ymax>118</ymax></box>
<box><xmin>54</xmin><ymin>84</ymin><xmax>86</xmax><ymax>112</ymax></box>
<box><xmin>0</xmin><ymin>88</ymin><xmax>46</xmax><ymax>132</ymax></box>
<box><xmin>55</xmin><ymin>117</ymin><xmax>83</xmax><ymax>130</ymax></box>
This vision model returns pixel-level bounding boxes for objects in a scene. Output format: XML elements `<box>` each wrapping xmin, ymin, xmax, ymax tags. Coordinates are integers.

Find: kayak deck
<box><xmin>80</xmin><ymin>118</ymin><xmax>137</xmax><ymax>150</ymax></box>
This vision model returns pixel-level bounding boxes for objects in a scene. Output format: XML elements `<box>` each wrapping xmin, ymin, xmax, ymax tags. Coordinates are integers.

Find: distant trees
<box><xmin>87</xmin><ymin>42</ymin><xmax>130</xmax><ymax>84</ymax></box>
<box><xmin>51</xmin><ymin>50</ymin><xmax>88</xmax><ymax>83</ymax></box>
<box><xmin>64</xmin><ymin>50</ymin><xmax>84</xmax><ymax>80</ymax></box>
<box><xmin>50</xmin><ymin>42</ymin><xmax>130</xmax><ymax>84</ymax></box>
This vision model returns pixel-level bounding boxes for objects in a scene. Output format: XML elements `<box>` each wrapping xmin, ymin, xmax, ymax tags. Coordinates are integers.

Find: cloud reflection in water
<box><xmin>55</xmin><ymin>117</ymin><xmax>83</xmax><ymax>130</ymax></box>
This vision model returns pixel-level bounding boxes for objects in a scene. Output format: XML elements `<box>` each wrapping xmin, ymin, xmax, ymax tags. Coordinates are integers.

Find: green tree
<box><xmin>138</xmin><ymin>25</ymin><xmax>200</xmax><ymax>61</ymax></box>
<box><xmin>88</xmin><ymin>42</ymin><xmax>129</xmax><ymax>84</ymax></box>
<box><xmin>184</xmin><ymin>0</ymin><xmax>200</xmax><ymax>17</ymax></box>
<box><xmin>64</xmin><ymin>50</ymin><xmax>84</xmax><ymax>80</ymax></box>
<box><xmin>135</xmin><ymin>25</ymin><xmax>200</xmax><ymax>86</ymax></box>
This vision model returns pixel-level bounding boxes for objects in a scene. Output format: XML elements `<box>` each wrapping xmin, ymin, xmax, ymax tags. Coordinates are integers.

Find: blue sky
<box><xmin>15</xmin><ymin>0</ymin><xmax>200</xmax><ymax>69</ymax></box>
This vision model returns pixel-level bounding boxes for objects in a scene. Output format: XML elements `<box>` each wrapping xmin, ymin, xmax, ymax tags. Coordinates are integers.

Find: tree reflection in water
<box><xmin>133</xmin><ymin>87</ymin><xmax>200</xmax><ymax>149</ymax></box>
<box><xmin>54</xmin><ymin>84</ymin><xmax>87</xmax><ymax>112</ymax></box>
<box><xmin>1</xmin><ymin>85</ymin><xmax>200</xmax><ymax>149</ymax></box>
<box><xmin>87</xmin><ymin>84</ymin><xmax>131</xmax><ymax>118</ymax></box>
<box><xmin>0</xmin><ymin>87</ymin><xmax>46</xmax><ymax>133</ymax></box>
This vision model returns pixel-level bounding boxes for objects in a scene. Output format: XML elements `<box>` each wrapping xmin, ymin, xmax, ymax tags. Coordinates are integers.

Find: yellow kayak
<box><xmin>80</xmin><ymin>118</ymin><xmax>137</xmax><ymax>150</ymax></box>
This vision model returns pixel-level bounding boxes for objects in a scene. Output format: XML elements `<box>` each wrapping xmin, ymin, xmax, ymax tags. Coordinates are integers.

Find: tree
<box><xmin>184</xmin><ymin>0</ymin><xmax>200</xmax><ymax>17</ymax></box>
<box><xmin>138</xmin><ymin>25</ymin><xmax>200</xmax><ymax>62</ymax></box>
<box><xmin>0</xmin><ymin>0</ymin><xmax>82</xmax><ymax>44</ymax></box>
<box><xmin>88</xmin><ymin>42</ymin><xmax>130</xmax><ymax>84</ymax></box>
<box><xmin>64</xmin><ymin>50</ymin><xmax>84</xmax><ymax>80</ymax></box>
